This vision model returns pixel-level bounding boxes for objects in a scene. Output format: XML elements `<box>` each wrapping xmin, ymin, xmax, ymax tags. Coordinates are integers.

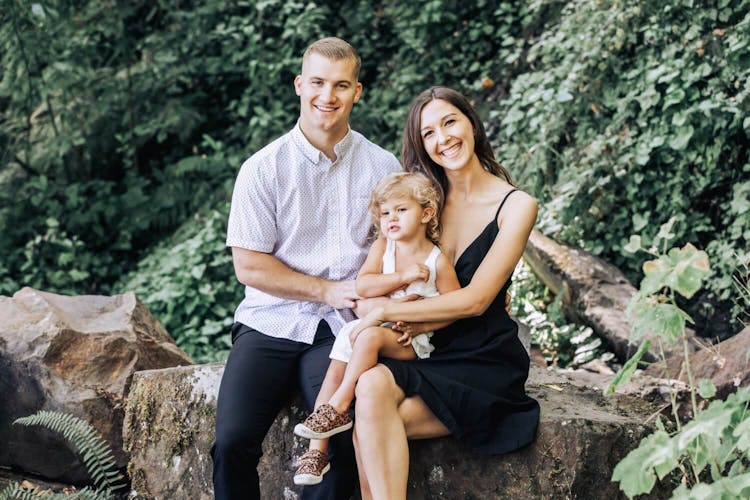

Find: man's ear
<box><xmin>353</xmin><ymin>82</ymin><xmax>363</xmax><ymax>103</ymax></box>
<box><xmin>294</xmin><ymin>75</ymin><xmax>302</xmax><ymax>96</ymax></box>
<box><xmin>421</xmin><ymin>206</ymin><xmax>435</xmax><ymax>223</ymax></box>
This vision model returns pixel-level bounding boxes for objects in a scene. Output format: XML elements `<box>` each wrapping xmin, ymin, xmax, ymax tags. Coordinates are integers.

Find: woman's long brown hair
<box><xmin>401</xmin><ymin>86</ymin><xmax>513</xmax><ymax>201</ymax></box>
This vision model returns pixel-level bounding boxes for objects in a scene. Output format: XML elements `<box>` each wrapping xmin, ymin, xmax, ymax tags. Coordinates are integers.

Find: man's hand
<box><xmin>323</xmin><ymin>280</ymin><xmax>360</xmax><ymax>309</ymax></box>
<box><xmin>399</xmin><ymin>263</ymin><xmax>430</xmax><ymax>284</ymax></box>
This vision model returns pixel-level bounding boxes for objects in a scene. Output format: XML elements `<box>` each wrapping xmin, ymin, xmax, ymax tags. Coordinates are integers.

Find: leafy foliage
<box><xmin>509</xmin><ymin>261</ymin><xmax>614</xmax><ymax>368</ymax></box>
<box><xmin>2</xmin><ymin>0</ymin><xmax>747</xmax><ymax>358</ymax></box>
<box><xmin>492</xmin><ymin>0</ymin><xmax>750</xmax><ymax>339</ymax></box>
<box><xmin>114</xmin><ymin>208</ymin><xmax>236</xmax><ymax>362</ymax></box>
<box><xmin>0</xmin><ymin>410</ymin><xmax>126</xmax><ymax>499</ymax></box>
<box><xmin>608</xmin><ymin>241</ymin><xmax>750</xmax><ymax>498</ymax></box>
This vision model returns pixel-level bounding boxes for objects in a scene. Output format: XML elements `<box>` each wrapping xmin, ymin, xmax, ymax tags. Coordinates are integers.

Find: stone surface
<box><xmin>644</xmin><ymin>326</ymin><xmax>750</xmax><ymax>400</ymax></box>
<box><xmin>0</xmin><ymin>287</ymin><xmax>193</xmax><ymax>483</ymax></box>
<box><xmin>124</xmin><ymin>363</ymin><xmax>664</xmax><ymax>499</ymax></box>
<box><xmin>523</xmin><ymin>229</ymin><xmax>693</xmax><ymax>362</ymax></box>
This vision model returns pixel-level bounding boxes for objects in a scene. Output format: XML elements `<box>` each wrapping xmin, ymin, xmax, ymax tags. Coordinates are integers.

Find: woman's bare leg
<box><xmin>353</xmin><ymin>365</ymin><xmax>450</xmax><ymax>499</ymax></box>
<box><xmin>353</xmin><ymin>365</ymin><xmax>409</xmax><ymax>499</ymax></box>
<box><xmin>327</xmin><ymin>326</ymin><xmax>414</xmax><ymax>413</ymax></box>
<box><xmin>352</xmin><ymin>428</ymin><xmax>373</xmax><ymax>500</ymax></box>
<box><xmin>308</xmin><ymin>359</ymin><xmax>346</xmax><ymax>453</ymax></box>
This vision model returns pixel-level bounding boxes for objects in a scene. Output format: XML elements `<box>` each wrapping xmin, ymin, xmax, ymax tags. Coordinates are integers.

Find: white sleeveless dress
<box><xmin>329</xmin><ymin>239</ymin><xmax>442</xmax><ymax>362</ymax></box>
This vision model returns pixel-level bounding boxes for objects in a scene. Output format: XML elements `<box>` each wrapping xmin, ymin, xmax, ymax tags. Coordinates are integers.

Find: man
<box><xmin>211</xmin><ymin>37</ymin><xmax>401</xmax><ymax>499</ymax></box>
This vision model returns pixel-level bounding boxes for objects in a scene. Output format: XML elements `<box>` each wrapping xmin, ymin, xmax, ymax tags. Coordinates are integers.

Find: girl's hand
<box><xmin>399</xmin><ymin>263</ymin><xmax>430</xmax><ymax>284</ymax></box>
<box><xmin>392</xmin><ymin>321</ymin><xmax>419</xmax><ymax>336</ymax></box>
<box><xmin>392</xmin><ymin>321</ymin><xmax>420</xmax><ymax>345</ymax></box>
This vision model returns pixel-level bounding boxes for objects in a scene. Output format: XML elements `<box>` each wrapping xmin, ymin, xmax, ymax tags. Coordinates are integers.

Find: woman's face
<box><xmin>419</xmin><ymin>99</ymin><xmax>476</xmax><ymax>172</ymax></box>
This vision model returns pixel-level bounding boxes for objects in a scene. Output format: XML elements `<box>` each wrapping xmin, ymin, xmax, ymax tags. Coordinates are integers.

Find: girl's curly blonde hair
<box><xmin>368</xmin><ymin>172</ymin><xmax>442</xmax><ymax>245</ymax></box>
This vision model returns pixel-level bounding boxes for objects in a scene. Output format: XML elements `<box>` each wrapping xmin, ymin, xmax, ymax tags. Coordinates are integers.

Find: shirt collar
<box><xmin>292</xmin><ymin>120</ymin><xmax>353</xmax><ymax>165</ymax></box>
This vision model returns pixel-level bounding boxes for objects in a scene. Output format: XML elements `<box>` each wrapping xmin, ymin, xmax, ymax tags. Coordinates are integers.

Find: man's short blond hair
<box><xmin>302</xmin><ymin>37</ymin><xmax>361</xmax><ymax>80</ymax></box>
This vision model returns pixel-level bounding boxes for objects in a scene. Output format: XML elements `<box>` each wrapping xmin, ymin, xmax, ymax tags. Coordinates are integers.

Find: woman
<box><xmin>351</xmin><ymin>87</ymin><xmax>540</xmax><ymax>499</ymax></box>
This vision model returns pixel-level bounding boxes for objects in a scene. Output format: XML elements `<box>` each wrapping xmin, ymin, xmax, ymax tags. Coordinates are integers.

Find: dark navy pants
<box><xmin>211</xmin><ymin>321</ymin><xmax>356</xmax><ymax>500</ymax></box>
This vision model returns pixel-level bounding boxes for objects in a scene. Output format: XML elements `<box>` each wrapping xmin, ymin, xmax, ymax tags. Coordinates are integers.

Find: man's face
<box><xmin>294</xmin><ymin>53</ymin><xmax>362</xmax><ymax>137</ymax></box>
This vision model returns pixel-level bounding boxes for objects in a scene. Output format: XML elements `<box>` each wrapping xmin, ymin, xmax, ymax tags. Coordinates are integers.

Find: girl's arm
<box><xmin>354</xmin><ymin>236</ymin><xmax>429</xmax><ymax>298</ymax></box>
<box><xmin>393</xmin><ymin>253</ymin><xmax>461</xmax><ymax>342</ymax></box>
<box><xmin>368</xmin><ymin>192</ymin><xmax>538</xmax><ymax>324</ymax></box>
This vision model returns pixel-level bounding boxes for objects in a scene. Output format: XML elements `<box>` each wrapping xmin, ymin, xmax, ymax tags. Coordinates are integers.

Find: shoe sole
<box><xmin>293</xmin><ymin>463</ymin><xmax>331</xmax><ymax>485</ymax></box>
<box><xmin>294</xmin><ymin>421</ymin><xmax>353</xmax><ymax>440</ymax></box>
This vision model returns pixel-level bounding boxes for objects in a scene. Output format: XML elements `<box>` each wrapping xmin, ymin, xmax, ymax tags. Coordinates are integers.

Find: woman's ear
<box><xmin>421</xmin><ymin>206</ymin><xmax>436</xmax><ymax>223</ymax></box>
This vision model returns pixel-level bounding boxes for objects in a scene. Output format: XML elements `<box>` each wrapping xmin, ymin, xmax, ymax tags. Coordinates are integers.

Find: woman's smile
<box><xmin>439</xmin><ymin>142</ymin><xmax>462</xmax><ymax>159</ymax></box>
<box><xmin>419</xmin><ymin>99</ymin><xmax>477</xmax><ymax>170</ymax></box>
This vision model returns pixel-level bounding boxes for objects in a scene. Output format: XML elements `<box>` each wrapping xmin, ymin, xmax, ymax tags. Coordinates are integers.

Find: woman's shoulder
<box><xmin>497</xmin><ymin>187</ymin><xmax>537</xmax><ymax>224</ymax></box>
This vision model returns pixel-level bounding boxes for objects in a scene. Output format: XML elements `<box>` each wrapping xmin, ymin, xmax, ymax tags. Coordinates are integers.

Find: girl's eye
<box><xmin>445</xmin><ymin>119</ymin><xmax>455</xmax><ymax>126</ymax></box>
<box><xmin>422</xmin><ymin>131</ymin><xmax>433</xmax><ymax>139</ymax></box>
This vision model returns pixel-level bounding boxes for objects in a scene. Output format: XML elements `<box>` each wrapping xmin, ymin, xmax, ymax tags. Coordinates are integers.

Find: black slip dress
<box><xmin>379</xmin><ymin>189</ymin><xmax>540</xmax><ymax>454</ymax></box>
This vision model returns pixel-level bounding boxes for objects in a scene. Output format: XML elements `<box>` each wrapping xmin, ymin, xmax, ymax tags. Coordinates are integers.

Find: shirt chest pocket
<box><xmin>348</xmin><ymin>195</ymin><xmax>374</xmax><ymax>246</ymax></box>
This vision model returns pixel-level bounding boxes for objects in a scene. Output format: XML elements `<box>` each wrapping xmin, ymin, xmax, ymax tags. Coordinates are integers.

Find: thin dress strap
<box><xmin>494</xmin><ymin>189</ymin><xmax>518</xmax><ymax>219</ymax></box>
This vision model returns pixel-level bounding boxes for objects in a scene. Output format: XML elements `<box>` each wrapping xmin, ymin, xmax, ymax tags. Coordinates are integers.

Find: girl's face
<box><xmin>379</xmin><ymin>195</ymin><xmax>433</xmax><ymax>242</ymax></box>
<box><xmin>419</xmin><ymin>99</ymin><xmax>477</xmax><ymax>171</ymax></box>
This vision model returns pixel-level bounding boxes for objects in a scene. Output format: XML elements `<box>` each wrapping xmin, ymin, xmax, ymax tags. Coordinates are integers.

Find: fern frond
<box><xmin>13</xmin><ymin>411</ymin><xmax>125</xmax><ymax>494</ymax></box>
<box><xmin>67</xmin><ymin>486</ymin><xmax>110</xmax><ymax>499</ymax></box>
<box><xmin>0</xmin><ymin>483</ymin><xmax>37</xmax><ymax>500</ymax></box>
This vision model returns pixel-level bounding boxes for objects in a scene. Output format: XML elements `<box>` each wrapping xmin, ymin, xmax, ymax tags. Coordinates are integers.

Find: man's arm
<box><xmin>232</xmin><ymin>247</ymin><xmax>359</xmax><ymax>309</ymax></box>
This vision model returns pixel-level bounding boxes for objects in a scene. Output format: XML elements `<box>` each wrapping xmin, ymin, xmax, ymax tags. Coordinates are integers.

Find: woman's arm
<box><xmin>371</xmin><ymin>192</ymin><xmax>538</xmax><ymax>324</ymax></box>
<box><xmin>393</xmin><ymin>252</ymin><xmax>462</xmax><ymax>342</ymax></box>
<box><xmin>355</xmin><ymin>236</ymin><xmax>429</xmax><ymax>298</ymax></box>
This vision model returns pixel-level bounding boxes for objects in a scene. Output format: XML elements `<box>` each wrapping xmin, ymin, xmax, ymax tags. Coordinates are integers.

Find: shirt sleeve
<box><xmin>226</xmin><ymin>156</ymin><xmax>277</xmax><ymax>253</ymax></box>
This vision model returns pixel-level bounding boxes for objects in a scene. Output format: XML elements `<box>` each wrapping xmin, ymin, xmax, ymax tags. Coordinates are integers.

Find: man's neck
<box><xmin>299</xmin><ymin>123</ymin><xmax>348</xmax><ymax>162</ymax></box>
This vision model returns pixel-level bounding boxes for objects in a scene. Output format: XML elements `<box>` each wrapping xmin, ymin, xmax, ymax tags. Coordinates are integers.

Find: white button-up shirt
<box><xmin>227</xmin><ymin>122</ymin><xmax>402</xmax><ymax>343</ymax></box>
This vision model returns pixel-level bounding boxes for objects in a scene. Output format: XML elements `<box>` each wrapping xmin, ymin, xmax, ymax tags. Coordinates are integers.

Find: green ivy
<box><xmin>492</xmin><ymin>0</ymin><xmax>750</xmax><ymax>338</ymax></box>
<box><xmin>2</xmin><ymin>0</ymin><xmax>747</xmax><ymax>359</ymax></box>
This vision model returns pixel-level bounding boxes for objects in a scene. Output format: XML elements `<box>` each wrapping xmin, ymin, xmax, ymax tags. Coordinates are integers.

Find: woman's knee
<box><xmin>355</xmin><ymin>365</ymin><xmax>394</xmax><ymax>398</ymax></box>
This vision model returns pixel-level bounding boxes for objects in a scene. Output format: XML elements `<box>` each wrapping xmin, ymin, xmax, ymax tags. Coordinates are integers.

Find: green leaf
<box><xmin>624</xmin><ymin>235</ymin><xmax>642</xmax><ymax>254</ymax></box>
<box><xmin>556</xmin><ymin>89</ymin><xmax>574</xmax><ymax>102</ymax></box>
<box><xmin>632</xmin><ymin>213</ymin><xmax>648</xmax><ymax>231</ymax></box>
<box><xmin>733</xmin><ymin>416</ymin><xmax>750</xmax><ymax>453</ymax></box>
<box><xmin>698</xmin><ymin>378</ymin><xmax>716</xmax><ymax>399</ymax></box>
<box><xmin>640</xmin><ymin>258</ymin><xmax>670</xmax><ymax>295</ymax></box>
<box><xmin>655</xmin><ymin>216</ymin><xmax>677</xmax><ymax>244</ymax></box>
<box><xmin>666</xmin><ymin>244</ymin><xmax>711</xmax><ymax>299</ymax></box>
<box><xmin>611</xmin><ymin>428</ymin><xmax>676</xmax><ymax>497</ymax></box>
<box><xmin>605</xmin><ymin>340</ymin><xmax>650</xmax><ymax>396</ymax></box>
<box><xmin>669</xmin><ymin>125</ymin><xmax>694</xmax><ymax>151</ymax></box>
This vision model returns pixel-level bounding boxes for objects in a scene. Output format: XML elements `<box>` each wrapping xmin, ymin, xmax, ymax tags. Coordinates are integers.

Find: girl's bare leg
<box><xmin>354</xmin><ymin>365</ymin><xmax>450</xmax><ymax>500</ymax></box>
<box><xmin>327</xmin><ymin>326</ymin><xmax>415</xmax><ymax>413</ymax></box>
<box><xmin>307</xmin><ymin>359</ymin><xmax>346</xmax><ymax>453</ymax></box>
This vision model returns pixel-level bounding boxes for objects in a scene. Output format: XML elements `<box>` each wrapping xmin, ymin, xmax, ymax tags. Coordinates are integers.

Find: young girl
<box><xmin>292</xmin><ymin>172</ymin><xmax>460</xmax><ymax>486</ymax></box>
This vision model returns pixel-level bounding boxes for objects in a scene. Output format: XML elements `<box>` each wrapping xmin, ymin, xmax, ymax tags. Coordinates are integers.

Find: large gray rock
<box><xmin>644</xmin><ymin>326</ymin><xmax>750</xmax><ymax>401</ymax></box>
<box><xmin>123</xmin><ymin>363</ymin><xmax>663</xmax><ymax>499</ymax></box>
<box><xmin>0</xmin><ymin>287</ymin><xmax>193</xmax><ymax>483</ymax></box>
